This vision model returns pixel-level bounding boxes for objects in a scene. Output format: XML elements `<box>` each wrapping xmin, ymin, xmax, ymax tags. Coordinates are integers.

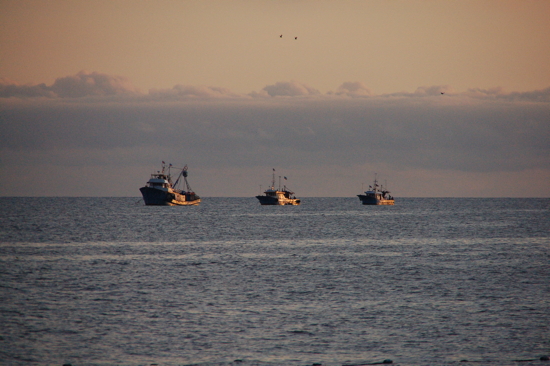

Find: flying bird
<box><xmin>280</xmin><ymin>34</ymin><xmax>282</xmax><ymax>38</ymax></box>
<box><xmin>295</xmin><ymin>36</ymin><xmax>298</xmax><ymax>40</ymax></box>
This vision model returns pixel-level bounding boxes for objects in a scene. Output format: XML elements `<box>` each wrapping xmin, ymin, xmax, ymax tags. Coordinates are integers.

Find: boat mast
<box><xmin>272</xmin><ymin>168</ymin><xmax>275</xmax><ymax>189</ymax></box>
<box><xmin>171</xmin><ymin>165</ymin><xmax>192</xmax><ymax>192</ymax></box>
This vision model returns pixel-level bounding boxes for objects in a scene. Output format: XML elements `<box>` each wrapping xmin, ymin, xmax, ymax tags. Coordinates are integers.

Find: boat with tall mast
<box><xmin>256</xmin><ymin>169</ymin><xmax>301</xmax><ymax>205</ymax></box>
<box><xmin>140</xmin><ymin>162</ymin><xmax>201</xmax><ymax>206</ymax></box>
<box><xmin>357</xmin><ymin>174</ymin><xmax>394</xmax><ymax>205</ymax></box>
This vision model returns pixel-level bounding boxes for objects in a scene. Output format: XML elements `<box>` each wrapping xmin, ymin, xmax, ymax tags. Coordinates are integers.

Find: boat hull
<box><xmin>357</xmin><ymin>195</ymin><xmax>394</xmax><ymax>205</ymax></box>
<box><xmin>140</xmin><ymin>187</ymin><xmax>200</xmax><ymax>206</ymax></box>
<box><xmin>256</xmin><ymin>195</ymin><xmax>301</xmax><ymax>205</ymax></box>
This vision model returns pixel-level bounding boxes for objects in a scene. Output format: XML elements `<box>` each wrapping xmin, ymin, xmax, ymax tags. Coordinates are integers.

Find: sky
<box><xmin>1</xmin><ymin>0</ymin><xmax>549</xmax><ymax>197</ymax></box>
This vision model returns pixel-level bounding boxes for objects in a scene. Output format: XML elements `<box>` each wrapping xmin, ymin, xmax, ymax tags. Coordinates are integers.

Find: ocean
<box><xmin>0</xmin><ymin>197</ymin><xmax>548</xmax><ymax>366</ymax></box>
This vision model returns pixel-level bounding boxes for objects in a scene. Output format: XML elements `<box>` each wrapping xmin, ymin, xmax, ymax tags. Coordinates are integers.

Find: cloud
<box><xmin>3</xmin><ymin>72</ymin><xmax>550</xmax><ymax>104</ymax></box>
<box><xmin>148</xmin><ymin>84</ymin><xmax>244</xmax><ymax>99</ymax></box>
<box><xmin>0</xmin><ymin>71</ymin><xmax>141</xmax><ymax>98</ymax></box>
<box><xmin>50</xmin><ymin>70</ymin><xmax>142</xmax><ymax>97</ymax></box>
<box><xmin>467</xmin><ymin>86</ymin><xmax>550</xmax><ymax>102</ymax></box>
<box><xmin>413</xmin><ymin>85</ymin><xmax>455</xmax><ymax>96</ymax></box>
<box><xmin>466</xmin><ymin>86</ymin><xmax>506</xmax><ymax>97</ymax></box>
<box><xmin>0</xmin><ymin>78</ymin><xmax>56</xmax><ymax>98</ymax></box>
<box><xmin>260</xmin><ymin>80</ymin><xmax>321</xmax><ymax>97</ymax></box>
<box><xmin>330</xmin><ymin>82</ymin><xmax>375</xmax><ymax>97</ymax></box>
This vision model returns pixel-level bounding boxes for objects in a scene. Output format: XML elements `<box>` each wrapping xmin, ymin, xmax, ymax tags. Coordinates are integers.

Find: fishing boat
<box><xmin>358</xmin><ymin>175</ymin><xmax>394</xmax><ymax>205</ymax></box>
<box><xmin>256</xmin><ymin>169</ymin><xmax>301</xmax><ymax>205</ymax></box>
<box><xmin>139</xmin><ymin>162</ymin><xmax>201</xmax><ymax>206</ymax></box>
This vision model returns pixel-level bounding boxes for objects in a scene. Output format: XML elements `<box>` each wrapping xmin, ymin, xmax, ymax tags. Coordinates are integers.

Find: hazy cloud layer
<box><xmin>1</xmin><ymin>73</ymin><xmax>549</xmax><ymax>197</ymax></box>
<box><xmin>3</xmin><ymin>72</ymin><xmax>550</xmax><ymax>104</ymax></box>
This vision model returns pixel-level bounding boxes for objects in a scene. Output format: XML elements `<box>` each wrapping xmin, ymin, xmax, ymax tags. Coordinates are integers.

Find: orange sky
<box><xmin>1</xmin><ymin>0</ymin><xmax>549</xmax><ymax>94</ymax></box>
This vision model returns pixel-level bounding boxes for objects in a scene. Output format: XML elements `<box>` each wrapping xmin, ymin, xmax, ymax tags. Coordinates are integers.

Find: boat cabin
<box><xmin>265</xmin><ymin>188</ymin><xmax>295</xmax><ymax>200</ymax></box>
<box><xmin>146</xmin><ymin>174</ymin><xmax>171</xmax><ymax>189</ymax></box>
<box><xmin>364</xmin><ymin>190</ymin><xmax>392</xmax><ymax>201</ymax></box>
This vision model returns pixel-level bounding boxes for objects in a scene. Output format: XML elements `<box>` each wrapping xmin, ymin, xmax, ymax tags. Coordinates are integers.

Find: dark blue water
<box><xmin>1</xmin><ymin>197</ymin><xmax>549</xmax><ymax>366</ymax></box>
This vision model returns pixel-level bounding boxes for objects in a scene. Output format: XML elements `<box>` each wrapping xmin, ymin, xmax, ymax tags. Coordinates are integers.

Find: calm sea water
<box><xmin>0</xmin><ymin>197</ymin><xmax>548</xmax><ymax>366</ymax></box>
